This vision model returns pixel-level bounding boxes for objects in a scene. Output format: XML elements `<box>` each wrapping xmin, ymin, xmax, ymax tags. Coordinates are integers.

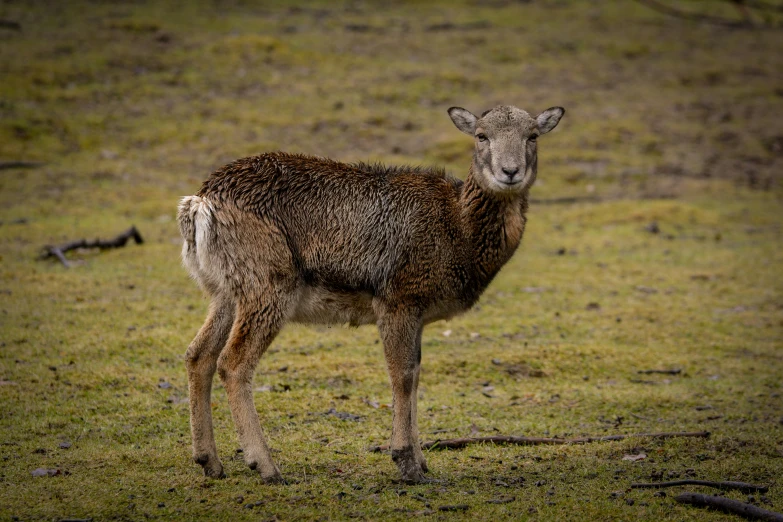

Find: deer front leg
<box><xmin>186</xmin><ymin>296</ymin><xmax>234</xmax><ymax>478</ymax></box>
<box><xmin>379</xmin><ymin>310</ymin><xmax>428</xmax><ymax>483</ymax></box>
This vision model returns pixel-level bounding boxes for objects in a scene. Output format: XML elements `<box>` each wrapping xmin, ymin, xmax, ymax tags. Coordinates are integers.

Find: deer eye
<box><xmin>529</xmin><ymin>134</ymin><xmax>538</xmax><ymax>142</ymax></box>
<box><xmin>476</xmin><ymin>133</ymin><xmax>488</xmax><ymax>142</ymax></box>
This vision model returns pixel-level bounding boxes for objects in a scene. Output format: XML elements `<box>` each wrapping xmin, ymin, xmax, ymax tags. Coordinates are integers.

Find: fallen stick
<box><xmin>369</xmin><ymin>431</ymin><xmax>710</xmax><ymax>452</ymax></box>
<box><xmin>0</xmin><ymin>160</ymin><xmax>44</xmax><ymax>169</ymax></box>
<box><xmin>632</xmin><ymin>480</ymin><xmax>768</xmax><ymax>494</ymax></box>
<box><xmin>40</xmin><ymin>226</ymin><xmax>144</xmax><ymax>267</ymax></box>
<box><xmin>675</xmin><ymin>492</ymin><xmax>783</xmax><ymax>522</ymax></box>
<box><xmin>637</xmin><ymin>369</ymin><xmax>681</xmax><ymax>375</ymax></box>
<box><xmin>530</xmin><ymin>196</ymin><xmax>601</xmax><ymax>205</ymax></box>
<box><xmin>633</xmin><ymin>0</ymin><xmax>755</xmax><ymax>28</ymax></box>
<box><xmin>0</xmin><ymin>20</ymin><xmax>22</xmax><ymax>31</ymax></box>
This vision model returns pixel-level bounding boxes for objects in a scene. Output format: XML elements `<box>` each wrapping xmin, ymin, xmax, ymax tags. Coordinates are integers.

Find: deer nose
<box><xmin>502</xmin><ymin>166</ymin><xmax>519</xmax><ymax>177</ymax></box>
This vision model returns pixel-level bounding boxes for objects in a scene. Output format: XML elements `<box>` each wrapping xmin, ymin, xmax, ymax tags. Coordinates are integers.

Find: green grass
<box><xmin>1</xmin><ymin>0</ymin><xmax>782</xmax><ymax>520</ymax></box>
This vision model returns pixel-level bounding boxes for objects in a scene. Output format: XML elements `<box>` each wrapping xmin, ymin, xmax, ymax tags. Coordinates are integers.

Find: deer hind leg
<box><xmin>379</xmin><ymin>309</ymin><xmax>428</xmax><ymax>483</ymax></box>
<box><xmin>186</xmin><ymin>294</ymin><xmax>234</xmax><ymax>478</ymax></box>
<box><xmin>410</xmin><ymin>344</ymin><xmax>428</xmax><ymax>474</ymax></box>
<box><xmin>216</xmin><ymin>281</ymin><xmax>292</xmax><ymax>483</ymax></box>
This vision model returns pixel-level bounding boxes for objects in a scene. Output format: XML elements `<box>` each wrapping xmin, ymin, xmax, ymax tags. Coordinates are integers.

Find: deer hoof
<box><xmin>195</xmin><ymin>454</ymin><xmax>225</xmax><ymax>479</ymax></box>
<box><xmin>262</xmin><ymin>472</ymin><xmax>287</xmax><ymax>485</ymax></box>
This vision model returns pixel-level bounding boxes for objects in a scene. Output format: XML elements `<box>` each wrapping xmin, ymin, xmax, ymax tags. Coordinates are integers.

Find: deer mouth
<box><xmin>492</xmin><ymin>174</ymin><xmax>528</xmax><ymax>190</ymax></box>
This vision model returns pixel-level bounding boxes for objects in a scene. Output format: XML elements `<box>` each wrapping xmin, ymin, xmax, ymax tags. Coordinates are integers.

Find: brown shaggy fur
<box><xmin>178</xmin><ymin>105</ymin><xmax>564</xmax><ymax>483</ymax></box>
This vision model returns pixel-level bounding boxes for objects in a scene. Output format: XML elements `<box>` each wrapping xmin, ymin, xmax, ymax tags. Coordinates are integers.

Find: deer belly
<box><xmin>290</xmin><ymin>286</ymin><xmax>377</xmax><ymax>326</ymax></box>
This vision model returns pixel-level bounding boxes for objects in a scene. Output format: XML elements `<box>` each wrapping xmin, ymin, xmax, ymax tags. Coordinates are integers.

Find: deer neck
<box><xmin>459</xmin><ymin>166</ymin><xmax>529</xmax><ymax>283</ymax></box>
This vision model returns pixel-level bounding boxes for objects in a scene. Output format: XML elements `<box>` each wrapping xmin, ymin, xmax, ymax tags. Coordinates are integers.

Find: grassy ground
<box><xmin>1</xmin><ymin>0</ymin><xmax>782</xmax><ymax>520</ymax></box>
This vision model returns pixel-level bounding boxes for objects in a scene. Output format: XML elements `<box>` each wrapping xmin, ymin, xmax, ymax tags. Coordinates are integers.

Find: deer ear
<box><xmin>536</xmin><ymin>107</ymin><xmax>565</xmax><ymax>135</ymax></box>
<box><xmin>448</xmin><ymin>107</ymin><xmax>478</xmax><ymax>135</ymax></box>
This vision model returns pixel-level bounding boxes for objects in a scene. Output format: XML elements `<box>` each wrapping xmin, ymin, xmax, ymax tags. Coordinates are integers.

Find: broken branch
<box><xmin>675</xmin><ymin>492</ymin><xmax>783</xmax><ymax>522</ymax></box>
<box><xmin>632</xmin><ymin>480</ymin><xmax>768</xmax><ymax>494</ymax></box>
<box><xmin>747</xmin><ymin>0</ymin><xmax>783</xmax><ymax>13</ymax></box>
<box><xmin>633</xmin><ymin>0</ymin><xmax>753</xmax><ymax>28</ymax></box>
<box><xmin>369</xmin><ymin>431</ymin><xmax>709</xmax><ymax>452</ymax></box>
<box><xmin>530</xmin><ymin>196</ymin><xmax>602</xmax><ymax>205</ymax></box>
<box><xmin>637</xmin><ymin>368</ymin><xmax>681</xmax><ymax>375</ymax></box>
<box><xmin>0</xmin><ymin>20</ymin><xmax>22</xmax><ymax>31</ymax></box>
<box><xmin>40</xmin><ymin>226</ymin><xmax>144</xmax><ymax>267</ymax></box>
<box><xmin>0</xmin><ymin>160</ymin><xmax>45</xmax><ymax>170</ymax></box>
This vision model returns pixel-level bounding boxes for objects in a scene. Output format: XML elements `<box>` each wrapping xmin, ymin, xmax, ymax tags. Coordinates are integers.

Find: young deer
<box><xmin>178</xmin><ymin>104</ymin><xmax>564</xmax><ymax>483</ymax></box>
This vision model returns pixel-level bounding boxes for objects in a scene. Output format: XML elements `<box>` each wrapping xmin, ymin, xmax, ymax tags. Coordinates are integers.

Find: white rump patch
<box><xmin>179</xmin><ymin>195</ymin><xmax>215</xmax><ymax>279</ymax></box>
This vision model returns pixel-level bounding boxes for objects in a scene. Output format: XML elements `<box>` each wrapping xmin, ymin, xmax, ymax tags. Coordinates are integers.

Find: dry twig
<box><xmin>747</xmin><ymin>0</ymin><xmax>783</xmax><ymax>13</ymax></box>
<box><xmin>369</xmin><ymin>431</ymin><xmax>709</xmax><ymax>452</ymax></box>
<box><xmin>0</xmin><ymin>20</ymin><xmax>21</xmax><ymax>31</ymax></box>
<box><xmin>675</xmin><ymin>492</ymin><xmax>783</xmax><ymax>522</ymax></box>
<box><xmin>634</xmin><ymin>0</ymin><xmax>753</xmax><ymax>27</ymax></box>
<box><xmin>0</xmin><ymin>160</ymin><xmax>44</xmax><ymax>170</ymax></box>
<box><xmin>637</xmin><ymin>368</ymin><xmax>681</xmax><ymax>375</ymax></box>
<box><xmin>40</xmin><ymin>226</ymin><xmax>144</xmax><ymax>267</ymax></box>
<box><xmin>631</xmin><ymin>480</ymin><xmax>768</xmax><ymax>494</ymax></box>
<box><xmin>530</xmin><ymin>196</ymin><xmax>601</xmax><ymax>205</ymax></box>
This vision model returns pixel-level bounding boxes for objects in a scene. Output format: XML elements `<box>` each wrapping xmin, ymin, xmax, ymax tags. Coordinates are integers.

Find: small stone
<box><xmin>622</xmin><ymin>453</ymin><xmax>647</xmax><ymax>462</ymax></box>
<box><xmin>31</xmin><ymin>468</ymin><xmax>60</xmax><ymax>477</ymax></box>
<box><xmin>626</xmin><ymin>498</ymin><xmax>635</xmax><ymax>506</ymax></box>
